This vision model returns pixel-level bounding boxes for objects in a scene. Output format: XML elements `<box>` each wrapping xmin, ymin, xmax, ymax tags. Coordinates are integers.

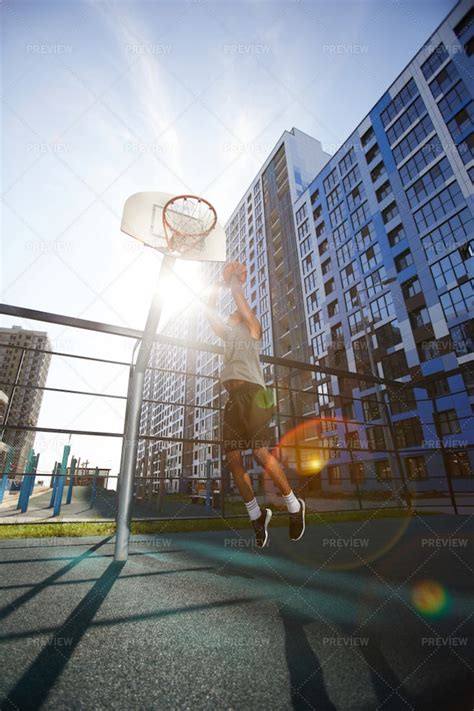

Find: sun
<box><xmin>158</xmin><ymin>260</ymin><xmax>206</xmax><ymax>323</ymax></box>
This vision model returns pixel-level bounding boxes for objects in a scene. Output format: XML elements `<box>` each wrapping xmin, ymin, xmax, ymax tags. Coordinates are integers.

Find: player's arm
<box><xmin>205</xmin><ymin>283</ymin><xmax>228</xmax><ymax>339</ymax></box>
<box><xmin>230</xmin><ymin>275</ymin><xmax>262</xmax><ymax>339</ymax></box>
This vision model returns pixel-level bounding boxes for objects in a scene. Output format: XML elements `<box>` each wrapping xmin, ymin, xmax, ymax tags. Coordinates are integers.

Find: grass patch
<box><xmin>0</xmin><ymin>508</ymin><xmax>440</xmax><ymax>540</ymax></box>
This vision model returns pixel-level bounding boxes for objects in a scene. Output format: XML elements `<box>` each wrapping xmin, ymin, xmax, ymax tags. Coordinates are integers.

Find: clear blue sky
<box><xmin>1</xmin><ymin>0</ymin><xmax>457</xmax><ymax>473</ymax></box>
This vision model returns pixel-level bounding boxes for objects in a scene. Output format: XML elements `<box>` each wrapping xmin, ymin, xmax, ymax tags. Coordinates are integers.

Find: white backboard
<box><xmin>121</xmin><ymin>191</ymin><xmax>226</xmax><ymax>262</ymax></box>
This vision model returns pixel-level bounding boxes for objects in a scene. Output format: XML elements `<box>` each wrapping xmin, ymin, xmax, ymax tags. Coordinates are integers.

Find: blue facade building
<box><xmin>293</xmin><ymin>0</ymin><xmax>474</xmax><ymax>494</ymax></box>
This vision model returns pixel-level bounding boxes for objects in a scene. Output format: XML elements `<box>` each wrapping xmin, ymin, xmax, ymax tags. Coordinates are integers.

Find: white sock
<box><xmin>283</xmin><ymin>491</ymin><xmax>301</xmax><ymax>514</ymax></box>
<box><xmin>245</xmin><ymin>497</ymin><xmax>262</xmax><ymax>521</ymax></box>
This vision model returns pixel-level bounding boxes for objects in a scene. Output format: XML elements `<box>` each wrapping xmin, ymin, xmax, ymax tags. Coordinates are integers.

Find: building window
<box><xmin>440</xmin><ymin>80</ymin><xmax>471</xmax><ymax>126</ymax></box>
<box><xmin>453</xmin><ymin>7</ymin><xmax>474</xmax><ymax>39</ymax></box>
<box><xmin>341</xmin><ymin>262</ymin><xmax>359</xmax><ymax>288</ymax></box>
<box><xmin>395</xmin><ymin>249</ymin><xmax>413</xmax><ymax>272</ymax></box>
<box><xmin>355</xmin><ymin>222</ymin><xmax>375</xmax><ymax>251</ymax></box>
<box><xmin>366</xmin><ymin>267</ymin><xmax>387</xmax><ymax>297</ymax></box>
<box><xmin>360</xmin><ymin>243</ymin><xmax>382</xmax><ymax>271</ymax></box>
<box><xmin>362</xmin><ymin>394</ymin><xmax>381</xmax><ymax>422</ymax></box>
<box><xmin>457</xmin><ymin>132</ymin><xmax>474</xmax><ymax>165</ymax></box>
<box><xmin>333</xmin><ymin>220</ymin><xmax>350</xmax><ymax>246</ymax></box>
<box><xmin>409</xmin><ymin>306</ymin><xmax>431</xmax><ymax>329</ymax></box>
<box><xmin>347</xmin><ymin>184</ymin><xmax>365</xmax><ymax>211</ymax></box>
<box><xmin>365</xmin><ymin>143</ymin><xmax>380</xmax><ymax>164</ymax></box>
<box><xmin>350</xmin><ymin>462</ymin><xmax>365</xmax><ymax>483</ymax></box>
<box><xmin>382</xmin><ymin>201</ymin><xmax>399</xmax><ymax>224</ymax></box>
<box><xmin>343</xmin><ymin>164</ymin><xmax>361</xmax><ymax>193</ymax></box>
<box><xmin>447</xmin><ymin>102</ymin><xmax>474</xmax><ymax>142</ymax></box>
<box><xmin>376</xmin><ymin>181</ymin><xmax>392</xmax><ymax>203</ymax></box>
<box><xmin>375</xmin><ymin>459</ymin><xmax>391</xmax><ymax>480</ymax></box>
<box><xmin>387</xmin><ymin>223</ymin><xmax>406</xmax><ymax>247</ymax></box>
<box><xmin>402</xmin><ymin>276</ymin><xmax>422</xmax><ymax>299</ymax></box>
<box><xmin>337</xmin><ymin>240</ymin><xmax>354</xmax><ymax>266</ymax></box>
<box><xmin>399</xmin><ymin>136</ymin><xmax>444</xmax><ymax>185</ymax></box>
<box><xmin>325</xmin><ymin>278</ymin><xmax>335</xmax><ymax>296</ymax></box>
<box><xmin>381</xmin><ymin>77</ymin><xmax>419</xmax><ymax>127</ymax></box>
<box><xmin>450</xmin><ymin>319</ymin><xmax>474</xmax><ymax>357</ymax></box>
<box><xmin>421</xmin><ymin>43</ymin><xmax>449</xmax><ymax>80</ymax></box>
<box><xmin>307</xmin><ymin>289</ymin><xmax>319</xmax><ymax>312</ymax></box>
<box><xmin>339</xmin><ymin>147</ymin><xmax>356</xmax><ymax>176</ymax></box>
<box><xmin>392</xmin><ymin>114</ymin><xmax>434</xmax><ymax>164</ymax></box>
<box><xmin>436</xmin><ymin>409</ymin><xmax>461</xmax><ymax>436</ymax></box>
<box><xmin>406</xmin><ymin>456</ymin><xmax>428</xmax><ymax>479</ymax></box>
<box><xmin>348</xmin><ymin>310</ymin><xmax>363</xmax><ymax>335</ymax></box>
<box><xmin>386</xmin><ymin>95</ymin><xmax>427</xmax><ymax>145</ymax></box>
<box><xmin>446</xmin><ymin>451</ymin><xmax>472</xmax><ymax>478</ymax></box>
<box><xmin>327</xmin><ymin>184</ymin><xmax>342</xmax><ymax>210</ymax></box>
<box><xmin>319</xmin><ymin>239</ymin><xmax>329</xmax><ymax>256</ymax></box>
<box><xmin>344</xmin><ymin>286</ymin><xmax>359</xmax><ymax>311</ymax></box>
<box><xmin>429</xmin><ymin>61</ymin><xmax>460</xmax><ymax>100</ymax></box>
<box><xmin>440</xmin><ymin>282</ymin><xmax>473</xmax><ymax>320</ymax></box>
<box><xmin>321</xmin><ymin>258</ymin><xmax>331</xmax><ymax>275</ymax></box>
<box><xmin>367</xmin><ymin>427</ymin><xmax>386</xmax><ymax>451</ymax></box>
<box><xmin>361</xmin><ymin>126</ymin><xmax>374</xmax><ymax>146</ymax></box>
<box><xmin>406</xmin><ymin>158</ymin><xmax>454</xmax><ymax>209</ymax></box>
<box><xmin>295</xmin><ymin>203</ymin><xmax>307</xmax><ymax>224</ymax></box>
<box><xmin>382</xmin><ymin>350</ymin><xmax>409</xmax><ymax>379</ymax></box>
<box><xmin>327</xmin><ymin>300</ymin><xmax>339</xmax><ymax>318</ymax></box>
<box><xmin>328</xmin><ymin>465</ymin><xmax>341</xmax><ymax>485</ymax></box>
<box><xmin>323</xmin><ymin>168</ymin><xmax>338</xmax><ymax>193</ymax></box>
<box><xmin>330</xmin><ymin>204</ymin><xmax>346</xmax><ymax>228</ymax></box>
<box><xmin>421</xmin><ymin>207</ymin><xmax>473</xmax><ymax>259</ymax></box>
<box><xmin>371</xmin><ymin>292</ymin><xmax>394</xmax><ymax>322</ymax></box>
<box><xmin>370</xmin><ymin>161</ymin><xmax>386</xmax><ymax>183</ymax></box>
<box><xmin>376</xmin><ymin>320</ymin><xmax>402</xmax><ymax>349</ymax></box>
<box><xmin>430</xmin><ymin>246</ymin><xmax>471</xmax><ymax>289</ymax></box>
<box><xmin>297</xmin><ymin>220</ymin><xmax>309</xmax><ymax>240</ymax></box>
<box><xmin>395</xmin><ymin>417</ymin><xmax>423</xmax><ymax>447</ymax></box>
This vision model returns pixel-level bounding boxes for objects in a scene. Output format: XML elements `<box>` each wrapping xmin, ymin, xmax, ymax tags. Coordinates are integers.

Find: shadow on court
<box><xmin>0</xmin><ymin>515</ymin><xmax>472</xmax><ymax>710</ymax></box>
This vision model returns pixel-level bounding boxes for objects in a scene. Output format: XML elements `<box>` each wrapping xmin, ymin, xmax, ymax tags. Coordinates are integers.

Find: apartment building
<box><xmin>293</xmin><ymin>0</ymin><xmax>473</xmax><ymax>491</ymax></box>
<box><xmin>0</xmin><ymin>326</ymin><xmax>51</xmax><ymax>473</ymax></box>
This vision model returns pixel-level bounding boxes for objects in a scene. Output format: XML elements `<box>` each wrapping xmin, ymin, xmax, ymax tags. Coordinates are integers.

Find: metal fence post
<box><xmin>0</xmin><ymin>447</ymin><xmax>15</xmax><ymax>504</ymax></box>
<box><xmin>53</xmin><ymin>445</ymin><xmax>71</xmax><ymax>517</ymax></box>
<box><xmin>66</xmin><ymin>456</ymin><xmax>77</xmax><ymax>504</ymax></box>
<box><xmin>90</xmin><ymin>466</ymin><xmax>98</xmax><ymax>509</ymax></box>
<box><xmin>17</xmin><ymin>448</ymin><xmax>35</xmax><ymax>510</ymax></box>
<box><xmin>205</xmin><ymin>458</ymin><xmax>212</xmax><ymax>510</ymax></box>
<box><xmin>114</xmin><ymin>254</ymin><xmax>175</xmax><ymax>562</ymax></box>
<box><xmin>20</xmin><ymin>452</ymin><xmax>40</xmax><ymax>513</ymax></box>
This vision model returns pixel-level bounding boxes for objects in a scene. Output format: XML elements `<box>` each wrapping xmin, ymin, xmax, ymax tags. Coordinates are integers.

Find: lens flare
<box><xmin>412</xmin><ymin>580</ymin><xmax>449</xmax><ymax>618</ymax></box>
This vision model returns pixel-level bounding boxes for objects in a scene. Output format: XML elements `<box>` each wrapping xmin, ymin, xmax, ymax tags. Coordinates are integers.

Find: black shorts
<box><xmin>223</xmin><ymin>382</ymin><xmax>276</xmax><ymax>454</ymax></box>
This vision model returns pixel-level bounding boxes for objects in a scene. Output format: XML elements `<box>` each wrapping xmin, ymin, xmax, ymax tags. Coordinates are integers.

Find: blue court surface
<box><xmin>0</xmin><ymin>515</ymin><xmax>472</xmax><ymax>710</ymax></box>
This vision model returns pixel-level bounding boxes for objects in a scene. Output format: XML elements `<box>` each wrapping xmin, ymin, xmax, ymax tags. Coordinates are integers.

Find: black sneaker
<box><xmin>289</xmin><ymin>498</ymin><xmax>306</xmax><ymax>541</ymax></box>
<box><xmin>252</xmin><ymin>507</ymin><xmax>272</xmax><ymax>548</ymax></box>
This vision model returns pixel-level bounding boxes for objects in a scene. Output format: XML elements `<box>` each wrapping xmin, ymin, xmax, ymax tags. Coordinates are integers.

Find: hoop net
<box><xmin>162</xmin><ymin>195</ymin><xmax>217</xmax><ymax>255</ymax></box>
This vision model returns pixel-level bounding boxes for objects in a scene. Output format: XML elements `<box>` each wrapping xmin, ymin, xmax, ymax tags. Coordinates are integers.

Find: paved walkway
<box><xmin>0</xmin><ymin>515</ymin><xmax>472</xmax><ymax>710</ymax></box>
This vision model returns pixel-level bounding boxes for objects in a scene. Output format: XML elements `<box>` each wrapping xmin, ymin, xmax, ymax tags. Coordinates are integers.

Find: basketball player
<box><xmin>206</xmin><ymin>263</ymin><xmax>305</xmax><ymax>548</ymax></box>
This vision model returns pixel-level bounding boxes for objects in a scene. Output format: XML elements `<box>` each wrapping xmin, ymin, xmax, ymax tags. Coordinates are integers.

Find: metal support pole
<box><xmin>0</xmin><ymin>447</ymin><xmax>15</xmax><ymax>504</ymax></box>
<box><xmin>90</xmin><ymin>466</ymin><xmax>98</xmax><ymax>509</ymax></box>
<box><xmin>205</xmin><ymin>458</ymin><xmax>212</xmax><ymax>510</ymax></box>
<box><xmin>53</xmin><ymin>445</ymin><xmax>71</xmax><ymax>516</ymax></box>
<box><xmin>66</xmin><ymin>456</ymin><xmax>77</xmax><ymax>504</ymax></box>
<box><xmin>114</xmin><ymin>253</ymin><xmax>175</xmax><ymax>561</ymax></box>
<box><xmin>20</xmin><ymin>452</ymin><xmax>40</xmax><ymax>513</ymax></box>
<box><xmin>157</xmin><ymin>449</ymin><xmax>167</xmax><ymax>513</ymax></box>
<box><xmin>49</xmin><ymin>462</ymin><xmax>59</xmax><ymax>507</ymax></box>
<box><xmin>17</xmin><ymin>449</ymin><xmax>35</xmax><ymax>510</ymax></box>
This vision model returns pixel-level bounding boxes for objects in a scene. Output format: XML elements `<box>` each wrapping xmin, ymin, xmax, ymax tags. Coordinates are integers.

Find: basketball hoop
<box><xmin>162</xmin><ymin>195</ymin><xmax>218</xmax><ymax>256</ymax></box>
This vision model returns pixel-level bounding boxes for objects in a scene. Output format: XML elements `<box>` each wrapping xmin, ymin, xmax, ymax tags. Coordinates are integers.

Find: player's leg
<box><xmin>226</xmin><ymin>449</ymin><xmax>272</xmax><ymax>548</ymax></box>
<box><xmin>253</xmin><ymin>447</ymin><xmax>305</xmax><ymax>541</ymax></box>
